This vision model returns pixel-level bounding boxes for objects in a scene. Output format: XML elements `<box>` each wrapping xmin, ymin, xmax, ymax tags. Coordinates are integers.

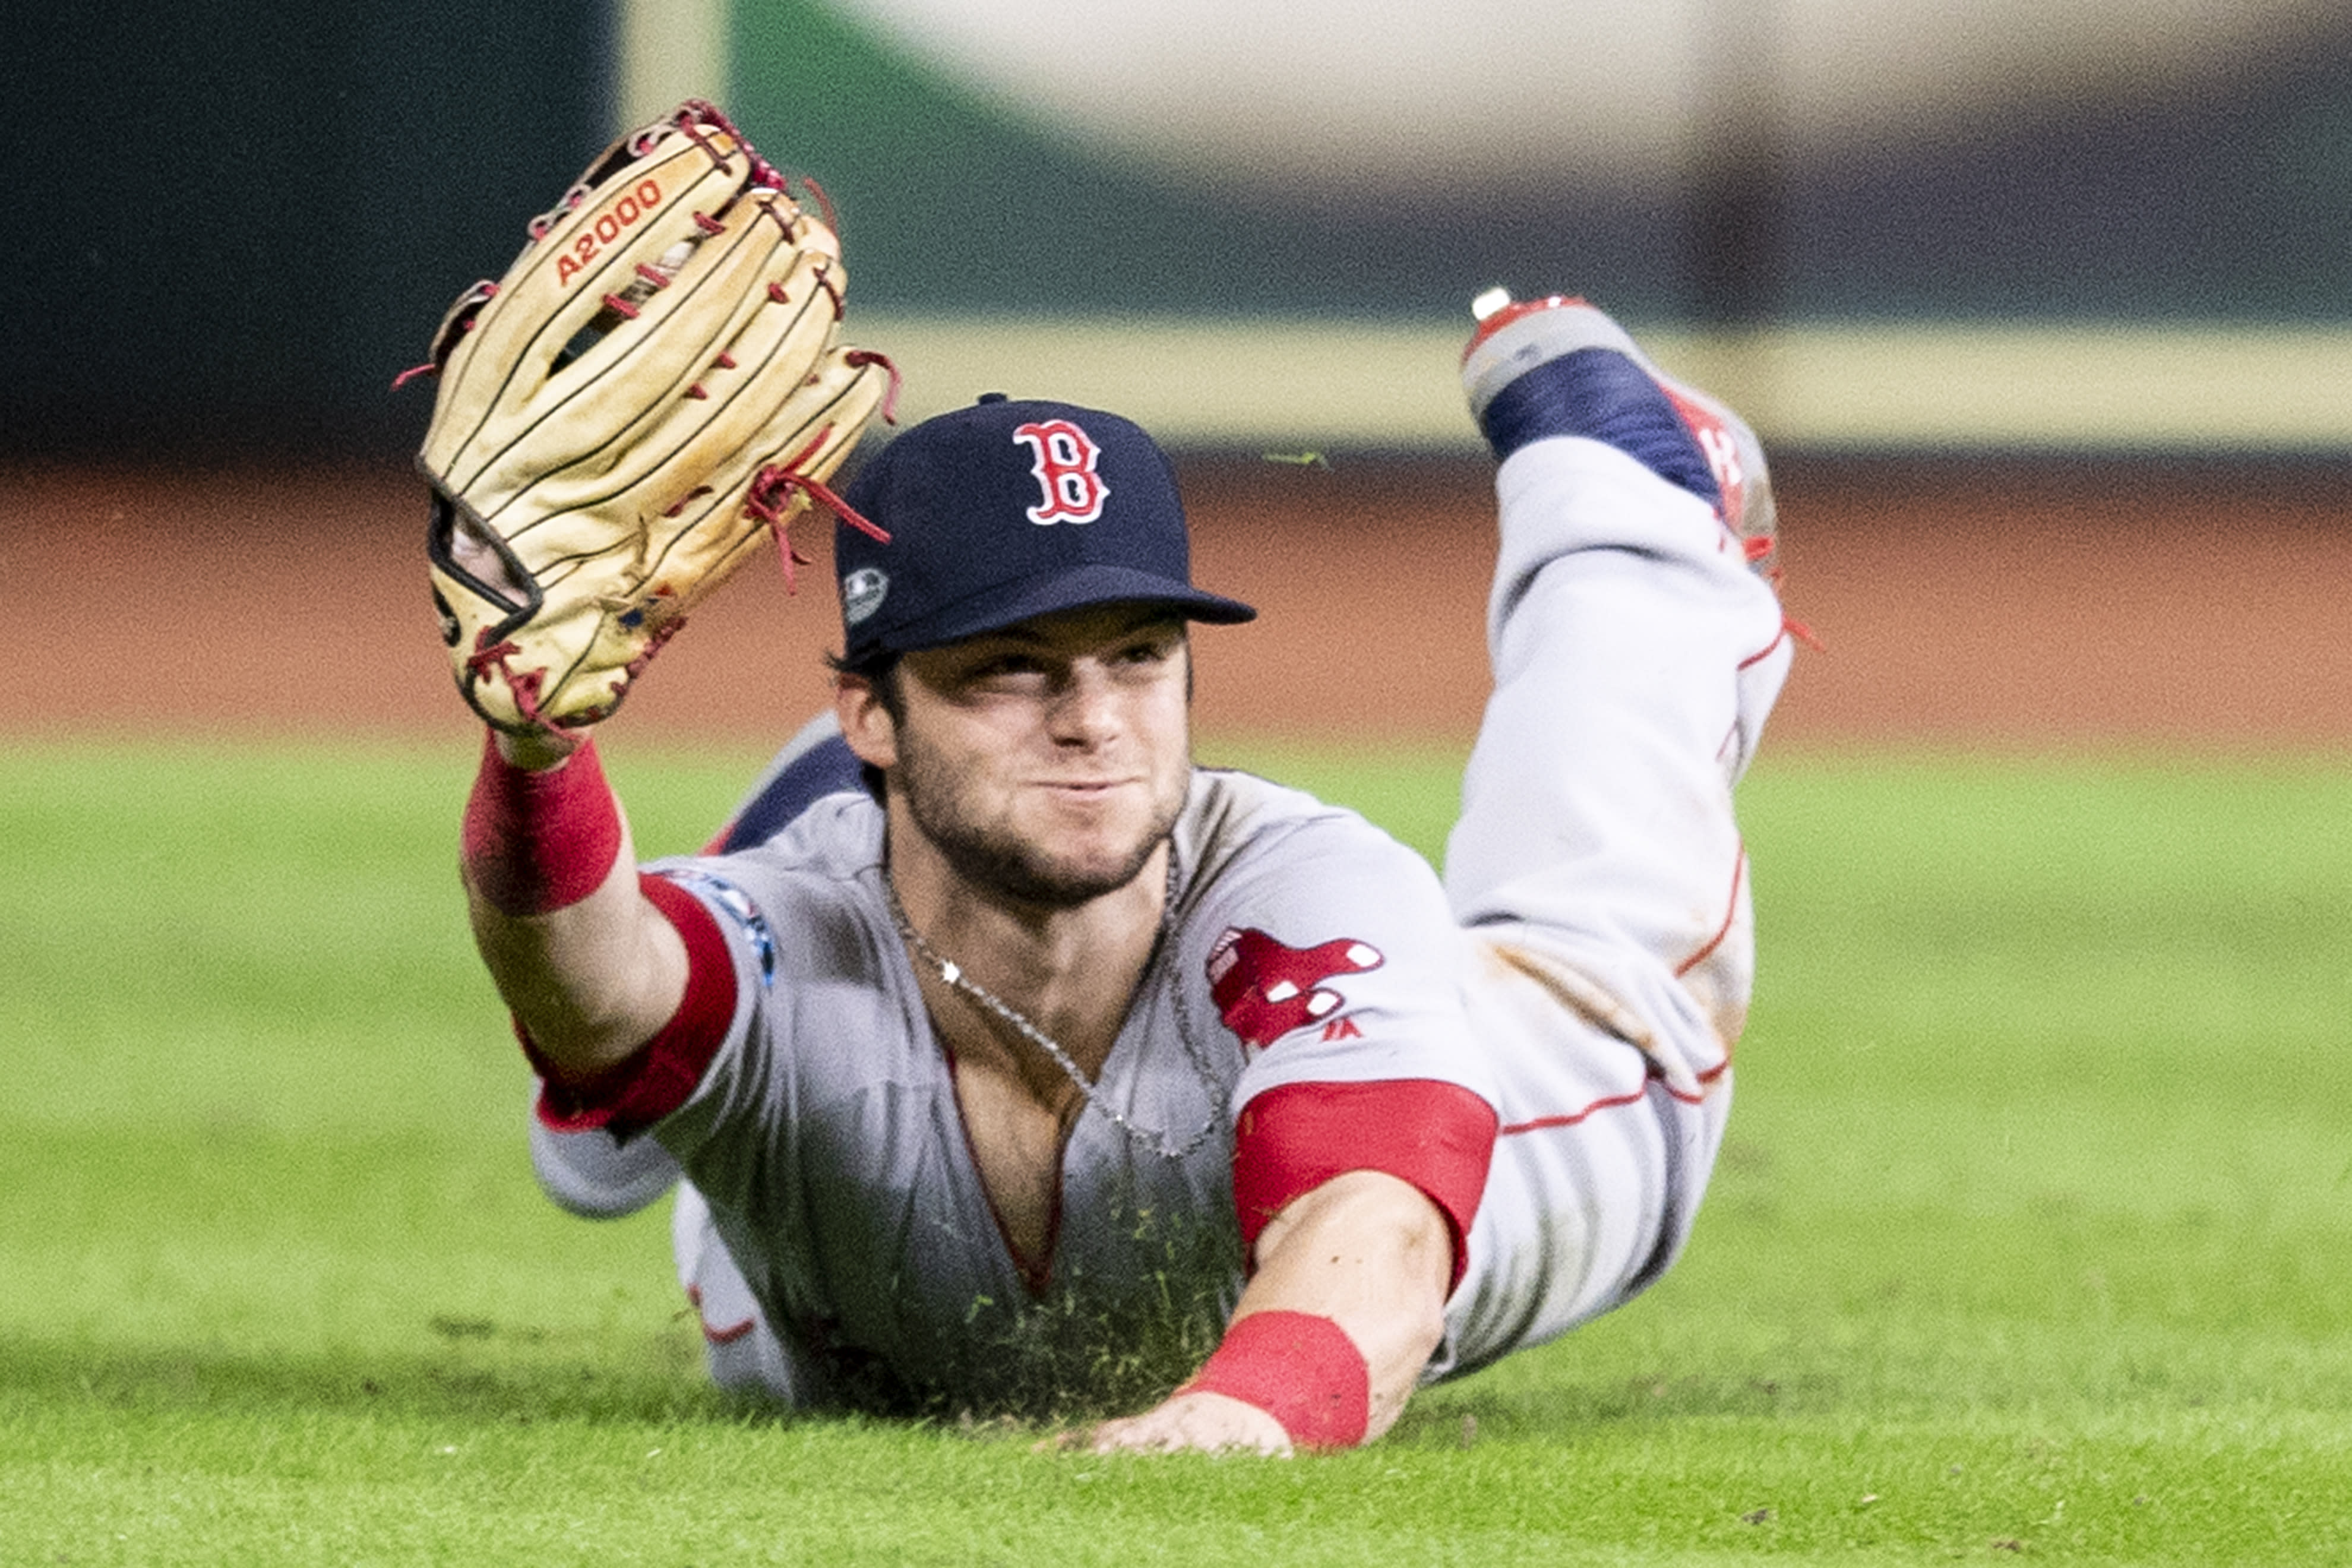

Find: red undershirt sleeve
<box><xmin>1230</xmin><ymin>1078</ymin><xmax>1498</xmax><ymax>1292</ymax></box>
<box><xmin>522</xmin><ymin>873</ymin><xmax>739</xmax><ymax>1139</ymax></box>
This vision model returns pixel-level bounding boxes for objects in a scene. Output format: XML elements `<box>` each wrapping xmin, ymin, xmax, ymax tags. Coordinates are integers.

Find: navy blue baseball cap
<box><xmin>833</xmin><ymin>395</ymin><xmax>1255</xmax><ymax>662</ymax></box>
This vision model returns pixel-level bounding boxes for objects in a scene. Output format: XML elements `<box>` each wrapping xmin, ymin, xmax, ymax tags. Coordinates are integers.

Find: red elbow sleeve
<box><xmin>1232</xmin><ymin>1079</ymin><xmax>1497</xmax><ymax>1292</ymax></box>
<box><xmin>526</xmin><ymin>873</ymin><xmax>738</xmax><ymax>1137</ymax></box>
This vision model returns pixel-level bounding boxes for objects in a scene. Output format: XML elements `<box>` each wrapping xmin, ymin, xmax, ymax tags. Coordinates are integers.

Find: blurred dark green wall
<box><xmin>5</xmin><ymin>0</ymin><xmax>609</xmax><ymax>460</ymax></box>
<box><xmin>727</xmin><ymin>0</ymin><xmax>1680</xmax><ymax>322</ymax></box>
<box><xmin>729</xmin><ymin>0</ymin><xmax>2352</xmax><ymax>327</ymax></box>
<box><xmin>7</xmin><ymin>0</ymin><xmax>2347</xmax><ymax>460</ymax></box>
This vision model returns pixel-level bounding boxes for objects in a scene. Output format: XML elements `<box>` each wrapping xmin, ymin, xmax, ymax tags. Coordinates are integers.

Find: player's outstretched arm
<box><xmin>461</xmin><ymin>730</ymin><xmax>690</xmax><ymax>1077</ymax></box>
<box><xmin>1084</xmin><ymin>1170</ymin><xmax>1452</xmax><ymax>1455</ymax></box>
<box><xmin>405</xmin><ymin>103</ymin><xmax>895</xmax><ymax>1080</ymax></box>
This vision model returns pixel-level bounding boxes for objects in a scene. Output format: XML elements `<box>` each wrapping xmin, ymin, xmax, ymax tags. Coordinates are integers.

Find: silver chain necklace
<box><xmin>884</xmin><ymin>854</ymin><xmax>1225</xmax><ymax>1161</ymax></box>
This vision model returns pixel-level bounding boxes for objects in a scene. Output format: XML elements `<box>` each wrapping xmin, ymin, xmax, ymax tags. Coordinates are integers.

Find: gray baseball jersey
<box><xmin>588</xmin><ymin>767</ymin><xmax>1497</xmax><ymax>1415</ymax></box>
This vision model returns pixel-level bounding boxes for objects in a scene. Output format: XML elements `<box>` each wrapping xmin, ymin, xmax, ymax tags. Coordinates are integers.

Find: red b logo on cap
<box><xmin>1012</xmin><ymin>420</ymin><xmax>1109</xmax><ymax>524</ymax></box>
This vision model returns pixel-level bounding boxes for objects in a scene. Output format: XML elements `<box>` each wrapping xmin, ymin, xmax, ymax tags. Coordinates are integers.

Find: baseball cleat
<box><xmin>1462</xmin><ymin>291</ymin><xmax>1779</xmax><ymax>577</ymax></box>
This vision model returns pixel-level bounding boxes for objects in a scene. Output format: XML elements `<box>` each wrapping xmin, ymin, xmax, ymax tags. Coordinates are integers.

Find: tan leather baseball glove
<box><xmin>411</xmin><ymin>99</ymin><xmax>894</xmax><ymax>738</ymax></box>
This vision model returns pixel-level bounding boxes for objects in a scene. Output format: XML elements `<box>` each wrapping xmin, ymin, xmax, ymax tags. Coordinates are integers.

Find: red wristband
<box><xmin>461</xmin><ymin>730</ymin><xmax>625</xmax><ymax>915</ymax></box>
<box><xmin>1178</xmin><ymin>1310</ymin><xmax>1370</xmax><ymax>1450</ymax></box>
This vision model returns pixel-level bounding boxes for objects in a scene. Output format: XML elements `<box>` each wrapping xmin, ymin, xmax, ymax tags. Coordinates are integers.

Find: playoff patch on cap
<box><xmin>833</xmin><ymin>395</ymin><xmax>1254</xmax><ymax>660</ymax></box>
<box><xmin>839</xmin><ymin>565</ymin><xmax>889</xmax><ymax>627</ymax></box>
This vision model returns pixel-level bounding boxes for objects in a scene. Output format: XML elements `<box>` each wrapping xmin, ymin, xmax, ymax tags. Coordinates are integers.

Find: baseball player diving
<box><xmin>418</xmin><ymin>103</ymin><xmax>1796</xmax><ymax>1454</ymax></box>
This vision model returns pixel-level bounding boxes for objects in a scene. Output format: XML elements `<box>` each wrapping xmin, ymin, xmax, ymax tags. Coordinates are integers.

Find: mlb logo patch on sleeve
<box><xmin>658</xmin><ymin>867</ymin><xmax>776</xmax><ymax>985</ymax></box>
<box><xmin>1206</xmin><ymin>927</ymin><xmax>1383</xmax><ymax>1052</ymax></box>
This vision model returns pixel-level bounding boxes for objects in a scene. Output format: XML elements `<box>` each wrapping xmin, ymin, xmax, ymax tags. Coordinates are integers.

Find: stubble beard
<box><xmin>892</xmin><ymin>732</ymin><xmax>1188</xmax><ymax>911</ymax></box>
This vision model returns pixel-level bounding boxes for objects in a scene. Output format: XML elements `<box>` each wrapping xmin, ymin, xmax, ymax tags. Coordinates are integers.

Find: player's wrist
<box><xmin>493</xmin><ymin>726</ymin><xmax>581</xmax><ymax>773</ymax></box>
<box><xmin>1177</xmin><ymin>1310</ymin><xmax>1370</xmax><ymax>1450</ymax></box>
<box><xmin>463</xmin><ymin>729</ymin><xmax>625</xmax><ymax>915</ymax></box>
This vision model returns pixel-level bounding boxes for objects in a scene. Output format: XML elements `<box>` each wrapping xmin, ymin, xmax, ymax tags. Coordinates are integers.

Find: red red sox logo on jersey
<box><xmin>1206</xmin><ymin>927</ymin><xmax>1384</xmax><ymax>1052</ymax></box>
<box><xmin>1011</xmin><ymin>419</ymin><xmax>1109</xmax><ymax>524</ymax></box>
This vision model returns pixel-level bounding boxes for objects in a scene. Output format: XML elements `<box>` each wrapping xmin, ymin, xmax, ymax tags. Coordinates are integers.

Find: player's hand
<box><xmin>411</xmin><ymin>99</ymin><xmax>893</xmax><ymax>743</ymax></box>
<box><xmin>1070</xmin><ymin>1390</ymin><xmax>1293</xmax><ymax>1456</ymax></box>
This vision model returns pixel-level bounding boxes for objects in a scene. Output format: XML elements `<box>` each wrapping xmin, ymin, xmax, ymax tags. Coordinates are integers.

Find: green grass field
<box><xmin>3</xmin><ymin>738</ymin><xmax>2347</xmax><ymax>1564</ymax></box>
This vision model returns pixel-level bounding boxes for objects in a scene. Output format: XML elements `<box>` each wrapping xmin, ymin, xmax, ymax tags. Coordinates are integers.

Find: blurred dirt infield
<box><xmin>5</xmin><ymin>457</ymin><xmax>2349</xmax><ymax>753</ymax></box>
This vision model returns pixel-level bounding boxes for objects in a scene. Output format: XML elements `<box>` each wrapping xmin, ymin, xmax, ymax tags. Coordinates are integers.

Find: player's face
<box><xmin>860</xmin><ymin>606</ymin><xmax>1193</xmax><ymax>909</ymax></box>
